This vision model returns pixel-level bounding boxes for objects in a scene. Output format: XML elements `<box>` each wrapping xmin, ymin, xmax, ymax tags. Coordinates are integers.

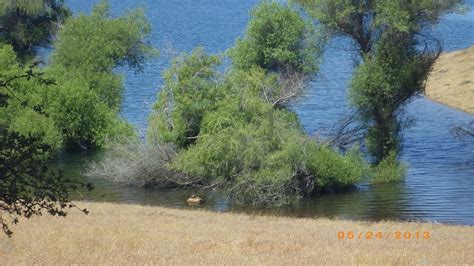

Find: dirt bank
<box><xmin>1</xmin><ymin>202</ymin><xmax>473</xmax><ymax>264</ymax></box>
<box><xmin>425</xmin><ymin>45</ymin><xmax>474</xmax><ymax>114</ymax></box>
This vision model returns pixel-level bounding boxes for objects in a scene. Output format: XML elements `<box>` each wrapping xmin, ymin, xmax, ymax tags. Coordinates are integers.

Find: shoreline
<box><xmin>1</xmin><ymin>202</ymin><xmax>473</xmax><ymax>264</ymax></box>
<box><xmin>425</xmin><ymin>45</ymin><xmax>474</xmax><ymax>114</ymax></box>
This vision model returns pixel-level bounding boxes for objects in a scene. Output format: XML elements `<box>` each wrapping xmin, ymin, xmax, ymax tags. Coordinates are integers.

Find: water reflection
<box><xmin>51</xmin><ymin>151</ymin><xmax>473</xmax><ymax>225</ymax></box>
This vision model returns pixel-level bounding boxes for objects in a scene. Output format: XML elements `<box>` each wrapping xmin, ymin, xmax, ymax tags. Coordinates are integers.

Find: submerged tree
<box><xmin>0</xmin><ymin>0</ymin><xmax>70</xmax><ymax>61</ymax></box>
<box><xmin>349</xmin><ymin>32</ymin><xmax>439</xmax><ymax>162</ymax></box>
<box><xmin>146</xmin><ymin>48</ymin><xmax>366</xmax><ymax>206</ymax></box>
<box><xmin>142</xmin><ymin>3</ymin><xmax>367</xmax><ymax>206</ymax></box>
<box><xmin>294</xmin><ymin>0</ymin><xmax>463</xmax><ymax>166</ymax></box>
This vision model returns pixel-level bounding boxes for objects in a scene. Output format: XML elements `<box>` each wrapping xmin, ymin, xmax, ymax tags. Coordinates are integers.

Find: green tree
<box><xmin>2</xmin><ymin>0</ymin><xmax>155</xmax><ymax>151</ymax></box>
<box><xmin>0</xmin><ymin>0</ymin><xmax>70</xmax><ymax>61</ymax></box>
<box><xmin>293</xmin><ymin>0</ymin><xmax>462</xmax><ymax>56</ymax></box>
<box><xmin>349</xmin><ymin>33</ymin><xmax>436</xmax><ymax>162</ymax></box>
<box><xmin>149</xmin><ymin>48</ymin><xmax>221</xmax><ymax>148</ymax></box>
<box><xmin>50</xmin><ymin>0</ymin><xmax>155</xmax><ymax>110</ymax></box>
<box><xmin>43</xmin><ymin>0</ymin><xmax>155</xmax><ymax>150</ymax></box>
<box><xmin>228</xmin><ymin>1</ymin><xmax>325</xmax><ymax>76</ymax></box>
<box><xmin>294</xmin><ymin>0</ymin><xmax>462</xmax><ymax>166</ymax></box>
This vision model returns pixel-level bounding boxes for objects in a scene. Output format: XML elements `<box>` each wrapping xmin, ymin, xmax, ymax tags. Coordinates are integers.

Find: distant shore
<box><xmin>1</xmin><ymin>202</ymin><xmax>473</xmax><ymax>264</ymax></box>
<box><xmin>425</xmin><ymin>45</ymin><xmax>474</xmax><ymax>114</ymax></box>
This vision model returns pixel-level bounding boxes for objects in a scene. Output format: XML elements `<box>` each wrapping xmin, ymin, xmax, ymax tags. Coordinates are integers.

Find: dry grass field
<box><xmin>0</xmin><ymin>202</ymin><xmax>473</xmax><ymax>265</ymax></box>
<box><xmin>425</xmin><ymin>45</ymin><xmax>474</xmax><ymax>114</ymax></box>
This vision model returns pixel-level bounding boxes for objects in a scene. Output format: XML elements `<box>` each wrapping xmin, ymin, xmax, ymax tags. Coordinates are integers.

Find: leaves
<box><xmin>228</xmin><ymin>1</ymin><xmax>326</xmax><ymax>76</ymax></box>
<box><xmin>148</xmin><ymin>49</ymin><xmax>366</xmax><ymax>206</ymax></box>
<box><xmin>0</xmin><ymin>0</ymin><xmax>70</xmax><ymax>60</ymax></box>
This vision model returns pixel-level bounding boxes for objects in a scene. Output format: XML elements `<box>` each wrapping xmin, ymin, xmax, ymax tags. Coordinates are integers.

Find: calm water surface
<box><xmin>60</xmin><ymin>0</ymin><xmax>474</xmax><ymax>225</ymax></box>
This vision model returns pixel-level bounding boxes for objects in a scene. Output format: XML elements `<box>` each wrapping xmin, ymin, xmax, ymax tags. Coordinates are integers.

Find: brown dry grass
<box><xmin>1</xmin><ymin>202</ymin><xmax>473</xmax><ymax>265</ymax></box>
<box><xmin>425</xmin><ymin>45</ymin><xmax>474</xmax><ymax>114</ymax></box>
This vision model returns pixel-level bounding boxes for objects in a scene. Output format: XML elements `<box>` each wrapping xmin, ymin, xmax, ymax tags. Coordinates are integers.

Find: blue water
<box><xmin>63</xmin><ymin>0</ymin><xmax>474</xmax><ymax>225</ymax></box>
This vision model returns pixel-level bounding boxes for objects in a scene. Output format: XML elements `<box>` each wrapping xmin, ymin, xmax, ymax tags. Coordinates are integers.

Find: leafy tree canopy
<box><xmin>228</xmin><ymin>1</ymin><xmax>326</xmax><ymax>76</ymax></box>
<box><xmin>0</xmin><ymin>44</ymin><xmax>62</xmax><ymax>152</ymax></box>
<box><xmin>0</xmin><ymin>0</ymin><xmax>70</xmax><ymax>61</ymax></box>
<box><xmin>149</xmin><ymin>48</ymin><xmax>221</xmax><ymax>148</ymax></box>
<box><xmin>43</xmin><ymin>0</ymin><xmax>155</xmax><ymax>150</ymax></box>
<box><xmin>292</xmin><ymin>0</ymin><xmax>463</xmax><ymax>55</ymax></box>
<box><xmin>50</xmin><ymin>0</ymin><xmax>156</xmax><ymax>110</ymax></box>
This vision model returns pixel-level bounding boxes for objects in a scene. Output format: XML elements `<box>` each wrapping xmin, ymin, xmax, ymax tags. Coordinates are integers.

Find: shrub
<box><xmin>163</xmin><ymin>54</ymin><xmax>367</xmax><ymax>206</ymax></box>
<box><xmin>40</xmin><ymin>0</ymin><xmax>155</xmax><ymax>151</ymax></box>
<box><xmin>0</xmin><ymin>0</ymin><xmax>70</xmax><ymax>61</ymax></box>
<box><xmin>102</xmin><ymin>4</ymin><xmax>367</xmax><ymax>207</ymax></box>
<box><xmin>43</xmin><ymin>78</ymin><xmax>135</xmax><ymax>150</ymax></box>
<box><xmin>371</xmin><ymin>150</ymin><xmax>406</xmax><ymax>184</ymax></box>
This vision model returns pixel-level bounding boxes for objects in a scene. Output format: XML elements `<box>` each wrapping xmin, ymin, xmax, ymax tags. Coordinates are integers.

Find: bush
<box><xmin>0</xmin><ymin>0</ymin><xmax>70</xmax><ymax>61</ymax></box>
<box><xmin>50</xmin><ymin>0</ymin><xmax>156</xmax><ymax>110</ymax></box>
<box><xmin>150</xmin><ymin>50</ymin><xmax>367</xmax><ymax>206</ymax></box>
<box><xmin>2</xmin><ymin>1</ymin><xmax>155</xmax><ymax>152</ymax></box>
<box><xmin>43</xmin><ymin>78</ymin><xmax>135</xmax><ymax>150</ymax></box>
<box><xmin>371</xmin><ymin>150</ymin><xmax>406</xmax><ymax>184</ymax></box>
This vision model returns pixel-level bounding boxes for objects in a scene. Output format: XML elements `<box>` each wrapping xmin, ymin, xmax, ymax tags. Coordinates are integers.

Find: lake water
<box><xmin>61</xmin><ymin>0</ymin><xmax>474</xmax><ymax>225</ymax></box>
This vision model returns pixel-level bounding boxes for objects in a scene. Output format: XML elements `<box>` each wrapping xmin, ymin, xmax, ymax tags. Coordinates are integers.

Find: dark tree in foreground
<box><xmin>0</xmin><ymin>72</ymin><xmax>91</xmax><ymax>237</ymax></box>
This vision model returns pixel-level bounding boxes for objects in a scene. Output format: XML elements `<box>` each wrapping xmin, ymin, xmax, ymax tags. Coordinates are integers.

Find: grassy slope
<box><xmin>1</xmin><ymin>202</ymin><xmax>473</xmax><ymax>264</ymax></box>
<box><xmin>425</xmin><ymin>45</ymin><xmax>474</xmax><ymax>114</ymax></box>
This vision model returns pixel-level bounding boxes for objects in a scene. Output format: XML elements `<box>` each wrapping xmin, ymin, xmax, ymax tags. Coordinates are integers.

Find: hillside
<box><xmin>425</xmin><ymin>46</ymin><xmax>474</xmax><ymax>113</ymax></box>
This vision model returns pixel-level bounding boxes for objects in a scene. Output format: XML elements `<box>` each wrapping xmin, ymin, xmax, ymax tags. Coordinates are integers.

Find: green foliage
<box><xmin>293</xmin><ymin>0</ymin><xmax>463</xmax><ymax>32</ymax></box>
<box><xmin>228</xmin><ymin>1</ymin><xmax>325</xmax><ymax>75</ymax></box>
<box><xmin>0</xmin><ymin>0</ymin><xmax>70</xmax><ymax>61</ymax></box>
<box><xmin>0</xmin><ymin>70</ymin><xmax>91</xmax><ymax>237</ymax></box>
<box><xmin>43</xmin><ymin>77</ymin><xmax>135</xmax><ymax>149</ymax></box>
<box><xmin>38</xmin><ymin>0</ymin><xmax>154</xmax><ymax>150</ymax></box>
<box><xmin>307</xmin><ymin>145</ymin><xmax>366</xmax><ymax>189</ymax></box>
<box><xmin>1</xmin><ymin>1</ymin><xmax>154</xmax><ymax>151</ymax></box>
<box><xmin>295</xmin><ymin>0</ymin><xmax>461</xmax><ymax>168</ymax></box>
<box><xmin>371</xmin><ymin>150</ymin><xmax>406</xmax><ymax>184</ymax></box>
<box><xmin>293</xmin><ymin>0</ymin><xmax>463</xmax><ymax>54</ymax></box>
<box><xmin>147</xmin><ymin>49</ymin><xmax>365</xmax><ymax>206</ymax></box>
<box><xmin>0</xmin><ymin>45</ymin><xmax>62</xmax><ymax>151</ymax></box>
<box><xmin>349</xmin><ymin>33</ymin><xmax>434</xmax><ymax>161</ymax></box>
<box><xmin>50</xmin><ymin>0</ymin><xmax>156</xmax><ymax>110</ymax></box>
<box><xmin>374</xmin><ymin>0</ymin><xmax>464</xmax><ymax>32</ymax></box>
<box><xmin>149</xmin><ymin>48</ymin><xmax>221</xmax><ymax>148</ymax></box>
